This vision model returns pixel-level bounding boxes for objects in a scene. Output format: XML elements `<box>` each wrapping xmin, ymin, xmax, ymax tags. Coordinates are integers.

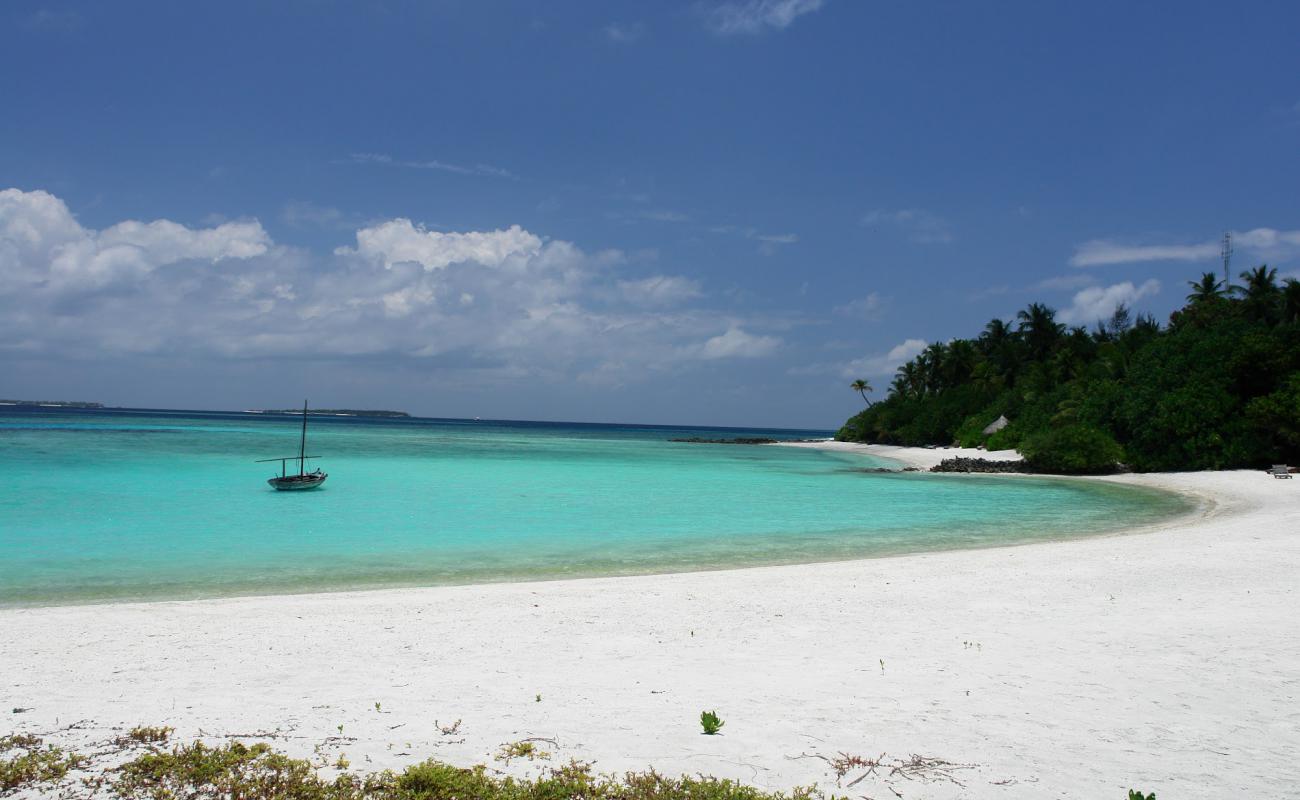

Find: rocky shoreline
<box><xmin>929</xmin><ymin>456</ymin><xmax>1033</xmax><ymax>474</ymax></box>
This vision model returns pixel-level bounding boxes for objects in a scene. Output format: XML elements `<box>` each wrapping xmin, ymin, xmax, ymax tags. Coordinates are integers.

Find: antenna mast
<box><xmin>1221</xmin><ymin>231</ymin><xmax>1233</xmax><ymax>291</ymax></box>
<box><xmin>299</xmin><ymin>399</ymin><xmax>308</xmax><ymax>476</ymax></box>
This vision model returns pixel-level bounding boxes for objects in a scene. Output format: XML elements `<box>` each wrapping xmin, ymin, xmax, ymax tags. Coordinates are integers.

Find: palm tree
<box><xmin>1283</xmin><ymin>278</ymin><xmax>1300</xmax><ymax>326</ymax></box>
<box><xmin>1016</xmin><ymin>303</ymin><xmax>1063</xmax><ymax>360</ymax></box>
<box><xmin>977</xmin><ymin>318</ymin><xmax>1012</xmax><ymax>353</ymax></box>
<box><xmin>1235</xmin><ymin>265</ymin><xmax>1280</xmax><ymax>302</ymax></box>
<box><xmin>1235</xmin><ymin>265</ymin><xmax>1282</xmax><ymax>324</ymax></box>
<box><xmin>1186</xmin><ymin>272</ymin><xmax>1224</xmax><ymax>303</ymax></box>
<box><xmin>893</xmin><ymin>362</ymin><xmax>922</xmax><ymax>399</ymax></box>
<box><xmin>850</xmin><ymin>379</ymin><xmax>874</xmax><ymax>406</ymax></box>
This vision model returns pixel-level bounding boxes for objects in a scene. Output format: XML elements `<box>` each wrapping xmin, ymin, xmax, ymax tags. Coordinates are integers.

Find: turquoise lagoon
<box><xmin>0</xmin><ymin>408</ymin><xmax>1192</xmax><ymax>606</ymax></box>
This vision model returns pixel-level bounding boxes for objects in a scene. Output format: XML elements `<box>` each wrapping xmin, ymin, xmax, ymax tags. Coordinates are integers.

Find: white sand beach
<box><xmin>4</xmin><ymin>447</ymin><xmax>1298</xmax><ymax>798</ymax></box>
<box><xmin>776</xmin><ymin>440</ymin><xmax>1026</xmax><ymax>470</ymax></box>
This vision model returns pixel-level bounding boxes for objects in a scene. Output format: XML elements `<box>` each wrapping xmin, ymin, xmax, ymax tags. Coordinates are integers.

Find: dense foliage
<box><xmin>838</xmin><ymin>268</ymin><xmax>1300</xmax><ymax>472</ymax></box>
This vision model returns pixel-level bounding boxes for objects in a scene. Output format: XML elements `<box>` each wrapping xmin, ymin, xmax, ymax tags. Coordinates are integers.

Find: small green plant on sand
<box><xmin>496</xmin><ymin>740</ymin><xmax>550</xmax><ymax>763</ymax></box>
<box><xmin>700</xmin><ymin>710</ymin><xmax>725</xmax><ymax>735</ymax></box>
<box><xmin>118</xmin><ymin>726</ymin><xmax>173</xmax><ymax>746</ymax></box>
<box><xmin>535</xmin><ymin>694</ymin><xmax>542</xmax><ymax>703</ymax></box>
<box><xmin>1129</xmin><ymin>791</ymin><xmax>1156</xmax><ymax>800</ymax></box>
<box><xmin>0</xmin><ymin>734</ymin><xmax>85</xmax><ymax>793</ymax></box>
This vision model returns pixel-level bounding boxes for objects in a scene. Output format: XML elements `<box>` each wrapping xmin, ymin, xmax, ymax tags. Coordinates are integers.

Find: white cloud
<box><xmin>618</xmin><ymin>275</ymin><xmax>703</xmax><ymax>306</ymax></box>
<box><xmin>1057</xmin><ymin>280</ymin><xmax>1161</xmax><ymax>325</ymax></box>
<box><xmin>0</xmin><ymin>188</ymin><xmax>268</xmax><ymax>291</ymax></box>
<box><xmin>840</xmin><ymin>338</ymin><xmax>927</xmax><ymax>379</ymax></box>
<box><xmin>0</xmin><ymin>187</ymin><xmax>784</xmax><ymax>382</ymax></box>
<box><xmin>1232</xmin><ymin>227</ymin><xmax>1300</xmax><ymax>259</ymax></box>
<box><xmin>1070</xmin><ymin>228</ymin><xmax>1300</xmax><ymax>267</ymax></box>
<box><xmin>706</xmin><ymin>0</ymin><xmax>824</xmax><ymax>35</ymax></box>
<box><xmin>694</xmin><ymin>327</ymin><xmax>782</xmax><ymax>359</ymax></box>
<box><xmin>861</xmin><ymin>208</ymin><xmax>951</xmax><ymax>244</ymax></box>
<box><xmin>1070</xmin><ymin>240</ymin><xmax>1217</xmax><ymax>267</ymax></box>
<box><xmin>336</xmin><ymin>219</ymin><xmax>542</xmax><ymax>270</ymax></box>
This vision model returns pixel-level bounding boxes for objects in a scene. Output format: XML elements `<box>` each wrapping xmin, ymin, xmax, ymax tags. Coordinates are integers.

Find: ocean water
<box><xmin>0</xmin><ymin>407</ymin><xmax>1192</xmax><ymax>606</ymax></box>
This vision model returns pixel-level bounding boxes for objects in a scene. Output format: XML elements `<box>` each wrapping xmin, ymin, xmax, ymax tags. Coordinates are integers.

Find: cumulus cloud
<box><xmin>705</xmin><ymin>0</ymin><xmax>824</xmax><ymax>35</ymax></box>
<box><xmin>840</xmin><ymin>338</ymin><xmax>927</xmax><ymax>379</ymax></box>
<box><xmin>336</xmin><ymin>219</ymin><xmax>542</xmax><ymax>270</ymax></box>
<box><xmin>1057</xmin><ymin>280</ymin><xmax>1161</xmax><ymax>325</ymax></box>
<box><xmin>0</xmin><ymin>188</ymin><xmax>268</xmax><ymax>291</ymax></box>
<box><xmin>1070</xmin><ymin>228</ymin><xmax>1300</xmax><ymax>267</ymax></box>
<box><xmin>861</xmin><ymin>208</ymin><xmax>951</xmax><ymax>244</ymax></box>
<box><xmin>0</xmin><ymin>188</ymin><xmax>781</xmax><ymax>383</ymax></box>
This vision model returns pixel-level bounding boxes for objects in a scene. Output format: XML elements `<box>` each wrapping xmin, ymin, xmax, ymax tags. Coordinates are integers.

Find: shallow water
<box><xmin>0</xmin><ymin>408</ymin><xmax>1192</xmax><ymax>606</ymax></box>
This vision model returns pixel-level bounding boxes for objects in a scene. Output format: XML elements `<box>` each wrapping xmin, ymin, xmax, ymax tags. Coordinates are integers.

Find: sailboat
<box><xmin>257</xmin><ymin>400</ymin><xmax>328</xmax><ymax>490</ymax></box>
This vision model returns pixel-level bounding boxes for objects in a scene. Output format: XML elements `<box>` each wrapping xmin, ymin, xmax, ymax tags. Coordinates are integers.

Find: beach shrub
<box><xmin>700</xmin><ymin>710</ymin><xmax>725</xmax><ymax>735</ymax></box>
<box><xmin>496</xmin><ymin>740</ymin><xmax>550</xmax><ymax>763</ymax></box>
<box><xmin>0</xmin><ymin>734</ymin><xmax>85</xmax><ymax>793</ymax></box>
<box><xmin>1128</xmin><ymin>791</ymin><xmax>1155</xmax><ymax>800</ymax></box>
<box><xmin>1019</xmin><ymin>424</ymin><xmax>1124</xmax><ymax>474</ymax></box>
<box><xmin>105</xmin><ymin>737</ymin><xmax>838</xmax><ymax>800</ymax></box>
<box><xmin>118</xmin><ymin>726</ymin><xmax>173</xmax><ymax>746</ymax></box>
<box><xmin>111</xmin><ymin>741</ymin><xmax>349</xmax><ymax>799</ymax></box>
<box><xmin>953</xmin><ymin>412</ymin><xmax>993</xmax><ymax>448</ymax></box>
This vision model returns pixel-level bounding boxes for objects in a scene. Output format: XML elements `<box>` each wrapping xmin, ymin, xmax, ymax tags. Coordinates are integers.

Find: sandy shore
<box><xmin>775</xmin><ymin>439</ymin><xmax>1025</xmax><ymax>470</ymax></box>
<box><xmin>3</xmin><ymin>447</ymin><xmax>1298</xmax><ymax>798</ymax></box>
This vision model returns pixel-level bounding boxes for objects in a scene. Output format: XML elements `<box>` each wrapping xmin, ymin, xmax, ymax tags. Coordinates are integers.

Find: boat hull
<box><xmin>268</xmin><ymin>472</ymin><xmax>327</xmax><ymax>491</ymax></box>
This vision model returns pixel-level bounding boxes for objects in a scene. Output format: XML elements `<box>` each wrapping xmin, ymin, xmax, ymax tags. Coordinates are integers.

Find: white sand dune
<box><xmin>3</xmin><ymin>448</ymin><xmax>1298</xmax><ymax>798</ymax></box>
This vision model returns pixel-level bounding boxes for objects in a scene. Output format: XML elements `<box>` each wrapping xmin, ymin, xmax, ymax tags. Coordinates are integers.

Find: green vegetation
<box><xmin>0</xmin><ymin>731</ymin><xmax>1164</xmax><ymax>799</ymax></box>
<box><xmin>102</xmin><ymin>739</ymin><xmax>832</xmax><ymax>800</ymax></box>
<box><xmin>0</xmin><ymin>733</ymin><xmax>85</xmax><ymax>793</ymax></box>
<box><xmin>116</xmin><ymin>726</ymin><xmax>174</xmax><ymax>747</ymax></box>
<box><xmin>699</xmin><ymin>710</ymin><xmax>725</xmax><ymax>735</ymax></box>
<box><xmin>495</xmin><ymin>740</ymin><xmax>550</xmax><ymax>763</ymax></box>
<box><xmin>837</xmin><ymin>268</ymin><xmax>1300</xmax><ymax>472</ymax></box>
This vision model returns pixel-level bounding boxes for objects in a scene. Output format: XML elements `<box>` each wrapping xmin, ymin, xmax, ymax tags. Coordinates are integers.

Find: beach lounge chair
<box><xmin>1268</xmin><ymin>465</ymin><xmax>1293</xmax><ymax>479</ymax></box>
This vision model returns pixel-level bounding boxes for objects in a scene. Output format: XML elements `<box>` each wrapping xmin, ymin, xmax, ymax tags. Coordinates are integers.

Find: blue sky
<box><xmin>2</xmin><ymin>0</ymin><xmax>1298</xmax><ymax>427</ymax></box>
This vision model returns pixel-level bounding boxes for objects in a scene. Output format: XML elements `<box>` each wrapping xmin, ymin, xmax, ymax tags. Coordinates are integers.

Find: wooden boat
<box><xmin>257</xmin><ymin>400</ymin><xmax>328</xmax><ymax>490</ymax></box>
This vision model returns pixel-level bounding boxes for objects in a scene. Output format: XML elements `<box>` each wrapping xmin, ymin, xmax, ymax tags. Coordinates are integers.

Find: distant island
<box><xmin>245</xmin><ymin>408</ymin><xmax>411</xmax><ymax>418</ymax></box>
<box><xmin>0</xmin><ymin>399</ymin><xmax>103</xmax><ymax>408</ymax></box>
<box><xmin>837</xmin><ymin>265</ymin><xmax>1300</xmax><ymax>474</ymax></box>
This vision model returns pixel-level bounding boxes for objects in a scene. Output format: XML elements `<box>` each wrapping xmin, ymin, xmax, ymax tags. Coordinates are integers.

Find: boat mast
<box><xmin>299</xmin><ymin>399</ymin><xmax>308</xmax><ymax>476</ymax></box>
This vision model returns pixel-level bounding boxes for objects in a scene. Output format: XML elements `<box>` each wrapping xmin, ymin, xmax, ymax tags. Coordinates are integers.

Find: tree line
<box><xmin>838</xmin><ymin>267</ymin><xmax>1300</xmax><ymax>473</ymax></box>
